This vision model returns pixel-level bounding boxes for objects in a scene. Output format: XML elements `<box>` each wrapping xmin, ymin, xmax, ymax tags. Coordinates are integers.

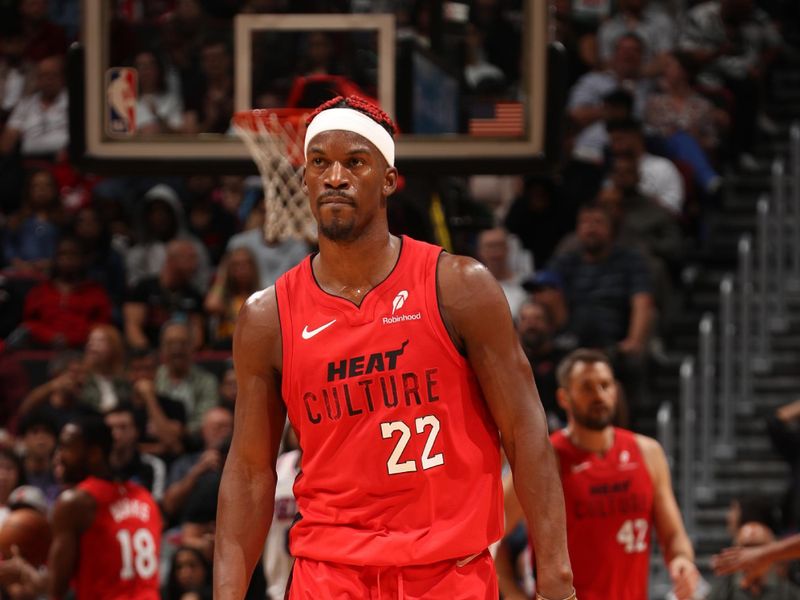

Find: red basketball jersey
<box><xmin>275</xmin><ymin>236</ymin><xmax>503</xmax><ymax>566</ymax></box>
<box><xmin>73</xmin><ymin>477</ymin><xmax>162</xmax><ymax>600</ymax></box>
<box><xmin>549</xmin><ymin>428</ymin><xmax>654</xmax><ymax>600</ymax></box>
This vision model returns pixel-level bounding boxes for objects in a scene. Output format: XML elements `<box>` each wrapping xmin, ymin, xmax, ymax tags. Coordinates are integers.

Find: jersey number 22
<box><xmin>381</xmin><ymin>415</ymin><xmax>444</xmax><ymax>475</ymax></box>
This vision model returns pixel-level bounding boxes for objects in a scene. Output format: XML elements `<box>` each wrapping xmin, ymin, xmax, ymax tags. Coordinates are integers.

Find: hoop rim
<box><xmin>233</xmin><ymin>108</ymin><xmax>311</xmax><ymax>131</ymax></box>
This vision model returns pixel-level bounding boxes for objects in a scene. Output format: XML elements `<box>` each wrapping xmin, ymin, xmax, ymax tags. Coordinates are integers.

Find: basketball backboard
<box><xmin>71</xmin><ymin>0</ymin><xmax>560</xmax><ymax>175</ymax></box>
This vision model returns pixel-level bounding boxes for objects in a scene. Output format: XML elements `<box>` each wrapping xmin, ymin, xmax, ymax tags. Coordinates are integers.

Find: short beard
<box><xmin>572</xmin><ymin>408</ymin><xmax>613</xmax><ymax>431</ymax></box>
<box><xmin>319</xmin><ymin>218</ymin><xmax>357</xmax><ymax>242</ymax></box>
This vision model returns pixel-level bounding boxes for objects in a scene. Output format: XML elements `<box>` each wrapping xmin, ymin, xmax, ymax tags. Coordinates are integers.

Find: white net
<box><xmin>234</xmin><ymin>110</ymin><xmax>316</xmax><ymax>244</ymax></box>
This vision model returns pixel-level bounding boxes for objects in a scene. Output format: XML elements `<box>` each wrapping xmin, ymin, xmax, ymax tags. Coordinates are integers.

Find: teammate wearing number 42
<box><xmin>502</xmin><ymin>349</ymin><xmax>701</xmax><ymax>600</ymax></box>
<box><xmin>49</xmin><ymin>415</ymin><xmax>162</xmax><ymax>600</ymax></box>
<box><xmin>214</xmin><ymin>95</ymin><xmax>575</xmax><ymax>600</ymax></box>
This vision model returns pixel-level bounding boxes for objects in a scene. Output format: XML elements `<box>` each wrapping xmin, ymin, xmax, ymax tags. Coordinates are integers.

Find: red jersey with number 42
<box><xmin>549</xmin><ymin>428</ymin><xmax>654</xmax><ymax>600</ymax></box>
<box><xmin>73</xmin><ymin>477</ymin><xmax>162</xmax><ymax>600</ymax></box>
<box><xmin>275</xmin><ymin>236</ymin><xmax>503</xmax><ymax>566</ymax></box>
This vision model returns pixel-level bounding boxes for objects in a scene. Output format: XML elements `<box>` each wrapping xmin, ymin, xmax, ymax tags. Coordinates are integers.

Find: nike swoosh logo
<box><xmin>571</xmin><ymin>462</ymin><xmax>591</xmax><ymax>474</ymax></box>
<box><xmin>301</xmin><ymin>319</ymin><xmax>337</xmax><ymax>340</ymax></box>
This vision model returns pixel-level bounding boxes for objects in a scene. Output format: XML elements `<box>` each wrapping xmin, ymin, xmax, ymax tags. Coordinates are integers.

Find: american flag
<box><xmin>468</xmin><ymin>102</ymin><xmax>525</xmax><ymax>137</ymax></box>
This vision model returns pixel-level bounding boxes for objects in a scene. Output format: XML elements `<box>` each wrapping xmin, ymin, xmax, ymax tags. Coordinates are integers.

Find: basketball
<box><xmin>0</xmin><ymin>509</ymin><xmax>52</xmax><ymax>567</ymax></box>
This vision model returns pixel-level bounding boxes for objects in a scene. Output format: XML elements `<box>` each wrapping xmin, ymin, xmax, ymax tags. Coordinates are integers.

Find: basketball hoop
<box><xmin>233</xmin><ymin>108</ymin><xmax>316</xmax><ymax>244</ymax></box>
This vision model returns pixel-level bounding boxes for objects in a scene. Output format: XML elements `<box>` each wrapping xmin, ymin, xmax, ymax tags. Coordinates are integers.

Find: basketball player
<box><xmin>502</xmin><ymin>349</ymin><xmax>700</xmax><ymax>600</ymax></box>
<box><xmin>49</xmin><ymin>415</ymin><xmax>162</xmax><ymax>599</ymax></box>
<box><xmin>214</xmin><ymin>96</ymin><xmax>575</xmax><ymax>600</ymax></box>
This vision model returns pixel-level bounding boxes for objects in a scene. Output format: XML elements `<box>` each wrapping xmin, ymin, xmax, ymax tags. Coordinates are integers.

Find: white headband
<box><xmin>304</xmin><ymin>107</ymin><xmax>395</xmax><ymax>167</ymax></box>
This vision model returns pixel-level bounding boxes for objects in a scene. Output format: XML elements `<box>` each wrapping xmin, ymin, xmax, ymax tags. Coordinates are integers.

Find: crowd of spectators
<box><xmin>0</xmin><ymin>0</ymin><xmax>796</xmax><ymax>597</ymax></box>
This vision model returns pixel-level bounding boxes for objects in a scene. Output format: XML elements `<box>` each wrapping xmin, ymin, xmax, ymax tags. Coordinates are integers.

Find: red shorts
<box><xmin>286</xmin><ymin>549</ymin><xmax>498</xmax><ymax>599</ymax></box>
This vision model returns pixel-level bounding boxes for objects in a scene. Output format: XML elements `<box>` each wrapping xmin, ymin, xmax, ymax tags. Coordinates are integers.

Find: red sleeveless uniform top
<box><xmin>547</xmin><ymin>428</ymin><xmax>654</xmax><ymax>600</ymax></box>
<box><xmin>74</xmin><ymin>477</ymin><xmax>162</xmax><ymax>600</ymax></box>
<box><xmin>275</xmin><ymin>236</ymin><xmax>503</xmax><ymax>566</ymax></box>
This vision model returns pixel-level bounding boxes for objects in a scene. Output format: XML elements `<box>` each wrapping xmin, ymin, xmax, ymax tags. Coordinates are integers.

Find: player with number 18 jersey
<box><xmin>73</xmin><ymin>476</ymin><xmax>162</xmax><ymax>600</ymax></box>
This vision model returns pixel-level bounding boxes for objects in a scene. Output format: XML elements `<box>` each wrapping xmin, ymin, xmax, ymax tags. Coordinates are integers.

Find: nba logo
<box><xmin>106</xmin><ymin>67</ymin><xmax>138</xmax><ymax>135</ymax></box>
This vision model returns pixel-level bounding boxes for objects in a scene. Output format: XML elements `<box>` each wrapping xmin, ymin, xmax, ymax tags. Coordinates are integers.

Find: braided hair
<box><xmin>306</xmin><ymin>95</ymin><xmax>397</xmax><ymax>137</ymax></box>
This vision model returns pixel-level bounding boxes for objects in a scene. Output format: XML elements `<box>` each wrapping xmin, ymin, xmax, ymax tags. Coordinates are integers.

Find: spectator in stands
<box><xmin>79</xmin><ymin>324</ymin><xmax>131</xmax><ymax>413</ymax></box>
<box><xmin>204</xmin><ymin>247</ymin><xmax>261</xmax><ymax>349</ymax></box>
<box><xmin>162</xmin><ymin>405</ymin><xmax>232</xmax><ymax>522</ymax></box>
<box><xmin>0</xmin><ymin>343</ymin><xmax>29</xmax><ymax>429</ymax></box>
<box><xmin>645</xmin><ymin>50</ymin><xmax>725</xmax><ymax>195</ymax></box>
<box><xmin>571</xmin><ymin>88</ymin><xmax>635</xmax><ymax>167</ymax></box>
<box><xmin>567</xmin><ymin>33</ymin><xmax>654</xmax><ymax>139</ymax></box>
<box><xmin>218</xmin><ymin>362</ymin><xmax>236</xmax><ymax>411</ymax></box>
<box><xmin>597</xmin><ymin>0</ymin><xmax>676</xmax><ymax>75</ymax></box>
<box><xmin>185</xmin><ymin>175</ymin><xmax>238</xmax><ymax>265</ymax></box>
<box><xmin>2</xmin><ymin>168</ymin><xmax>62</xmax><ymax>276</ymax></box>
<box><xmin>18</xmin><ymin>0</ymin><xmax>68</xmax><ymax>62</ymax></box>
<box><xmin>709</xmin><ymin>521</ymin><xmax>800</xmax><ymax>599</ymax></box>
<box><xmin>504</xmin><ymin>177</ymin><xmax>576</xmax><ymax>270</ymax></box>
<box><xmin>548</xmin><ymin>203</ymin><xmax>654</xmax><ymax>410</ymax></box>
<box><xmin>515</xmin><ymin>299</ymin><xmax>566</xmax><ymax>429</ymax></box>
<box><xmin>125</xmin><ymin>183</ymin><xmax>211</xmax><ymax>291</ymax></box>
<box><xmin>154</xmin><ymin>321</ymin><xmax>219</xmax><ymax>433</ymax></box>
<box><xmin>225</xmin><ymin>202</ymin><xmax>308</xmax><ymax>289</ymax></box>
<box><xmin>603</xmin><ymin>154</ymin><xmax>685</xmax><ymax>272</ymax></box>
<box><xmin>0</xmin><ymin>22</ymin><xmax>36</xmax><ymax>125</ymax></box>
<box><xmin>20</xmin><ymin>236</ymin><xmax>112</xmax><ymax>348</ymax></box>
<box><xmin>105</xmin><ymin>404</ymin><xmax>167</xmax><ymax>501</ymax></box>
<box><xmin>127</xmin><ymin>349</ymin><xmax>187</xmax><ymax>460</ymax></box>
<box><xmin>767</xmin><ymin>399</ymin><xmax>800</xmax><ymax>532</ymax></box>
<box><xmin>0</xmin><ymin>55</ymin><xmax>68</xmax><ymax>158</ymax></box>
<box><xmin>72</xmin><ymin>204</ymin><xmax>127</xmax><ymax>309</ymax></box>
<box><xmin>0</xmin><ymin>447</ymin><xmax>24</xmax><ymax>526</ymax></box>
<box><xmin>476</xmin><ymin>227</ymin><xmax>528</xmax><ymax>320</ymax></box>
<box><xmin>16</xmin><ymin>350</ymin><xmax>94</xmax><ymax>428</ymax></box>
<box><xmin>17</xmin><ymin>409</ymin><xmax>59</xmax><ymax>506</ymax></box>
<box><xmin>183</xmin><ymin>37</ymin><xmax>234</xmax><ymax>135</ymax></box>
<box><xmin>678</xmin><ymin>0</ymin><xmax>782</xmax><ymax>170</ymax></box>
<box><xmin>463</xmin><ymin>23</ymin><xmax>506</xmax><ymax>91</ymax></box>
<box><xmin>124</xmin><ymin>239</ymin><xmax>205</xmax><ymax>351</ymax></box>
<box><xmin>134</xmin><ymin>50</ymin><xmax>184</xmax><ymax>135</ymax></box>
<box><xmin>521</xmin><ymin>270</ymin><xmax>575</xmax><ymax>352</ymax></box>
<box><xmin>163</xmin><ymin>546</ymin><xmax>213</xmax><ymax>600</ymax></box>
<box><xmin>607</xmin><ymin>118</ymin><xmax>686</xmax><ymax>215</ymax></box>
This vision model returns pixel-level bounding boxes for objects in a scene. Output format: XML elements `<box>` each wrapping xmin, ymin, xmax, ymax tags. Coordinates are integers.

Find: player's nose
<box><xmin>324</xmin><ymin>161</ymin><xmax>350</xmax><ymax>189</ymax></box>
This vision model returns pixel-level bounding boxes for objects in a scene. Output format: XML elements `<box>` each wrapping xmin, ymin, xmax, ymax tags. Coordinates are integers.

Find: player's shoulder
<box><xmin>52</xmin><ymin>488</ymin><xmax>96</xmax><ymax>531</ymax></box>
<box><xmin>237</xmin><ymin>286</ymin><xmax>281</xmax><ymax>340</ymax></box>
<box><xmin>437</xmin><ymin>253</ymin><xmax>505</xmax><ymax>302</ymax></box>
<box><xmin>235</xmin><ymin>286</ymin><xmax>282</xmax><ymax>370</ymax></box>
<box><xmin>633</xmin><ymin>433</ymin><xmax>669</xmax><ymax>477</ymax></box>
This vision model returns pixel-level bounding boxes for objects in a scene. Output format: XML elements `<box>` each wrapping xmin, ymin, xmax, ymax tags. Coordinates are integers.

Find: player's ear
<box><xmin>301</xmin><ymin>166</ymin><xmax>308</xmax><ymax>194</ymax></box>
<box><xmin>556</xmin><ymin>388</ymin><xmax>569</xmax><ymax>412</ymax></box>
<box><xmin>383</xmin><ymin>167</ymin><xmax>398</xmax><ymax>197</ymax></box>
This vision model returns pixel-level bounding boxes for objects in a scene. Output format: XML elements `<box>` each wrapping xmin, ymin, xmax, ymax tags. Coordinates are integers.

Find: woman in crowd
<box><xmin>79</xmin><ymin>324</ymin><xmax>131</xmax><ymax>412</ymax></box>
<box><xmin>644</xmin><ymin>51</ymin><xmax>727</xmax><ymax>195</ymax></box>
<box><xmin>163</xmin><ymin>545</ymin><xmax>212</xmax><ymax>600</ymax></box>
<box><xmin>134</xmin><ymin>50</ymin><xmax>184</xmax><ymax>135</ymax></box>
<box><xmin>203</xmin><ymin>247</ymin><xmax>260</xmax><ymax>349</ymax></box>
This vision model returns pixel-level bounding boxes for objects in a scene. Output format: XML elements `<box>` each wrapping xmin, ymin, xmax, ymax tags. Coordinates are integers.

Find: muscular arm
<box><xmin>213</xmin><ymin>287</ymin><xmax>287</xmax><ymax>600</ymax></box>
<box><xmin>48</xmin><ymin>490</ymin><xmax>95</xmax><ymax>600</ymax></box>
<box><xmin>438</xmin><ymin>254</ymin><xmax>573</xmax><ymax>599</ymax></box>
<box><xmin>639</xmin><ymin>435</ymin><xmax>699</xmax><ymax>600</ymax></box>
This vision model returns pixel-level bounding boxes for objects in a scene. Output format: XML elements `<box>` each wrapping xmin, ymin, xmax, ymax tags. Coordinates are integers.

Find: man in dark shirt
<box><xmin>104</xmin><ymin>403</ymin><xmax>167</xmax><ymax>501</ymax></box>
<box><xmin>548</xmin><ymin>203</ymin><xmax>655</xmax><ymax>422</ymax></box>
<box><xmin>123</xmin><ymin>239</ymin><xmax>205</xmax><ymax>350</ymax></box>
